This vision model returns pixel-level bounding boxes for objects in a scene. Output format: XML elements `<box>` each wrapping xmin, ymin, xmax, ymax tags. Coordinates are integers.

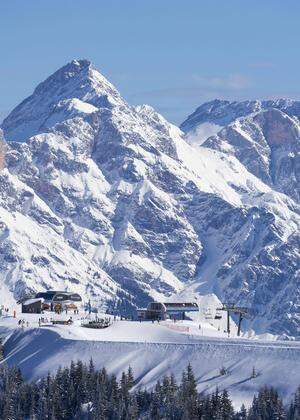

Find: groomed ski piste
<box><xmin>1</xmin><ymin>305</ymin><xmax>300</xmax><ymax>409</ymax></box>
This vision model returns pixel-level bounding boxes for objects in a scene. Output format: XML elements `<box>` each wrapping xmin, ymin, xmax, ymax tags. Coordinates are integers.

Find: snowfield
<box><xmin>1</xmin><ymin>313</ymin><xmax>300</xmax><ymax>409</ymax></box>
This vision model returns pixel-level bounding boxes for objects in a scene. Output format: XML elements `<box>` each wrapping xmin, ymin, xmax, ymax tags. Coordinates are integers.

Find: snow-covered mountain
<box><xmin>0</xmin><ymin>61</ymin><xmax>299</xmax><ymax>337</ymax></box>
<box><xmin>2</xmin><ymin>59</ymin><xmax>125</xmax><ymax>142</ymax></box>
<box><xmin>180</xmin><ymin>98</ymin><xmax>300</xmax><ymax>135</ymax></box>
<box><xmin>181</xmin><ymin>100</ymin><xmax>300</xmax><ymax>203</ymax></box>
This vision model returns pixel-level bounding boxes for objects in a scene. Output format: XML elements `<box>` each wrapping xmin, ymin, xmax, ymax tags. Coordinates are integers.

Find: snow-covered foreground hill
<box><xmin>0</xmin><ymin>60</ymin><xmax>299</xmax><ymax>337</ymax></box>
<box><xmin>1</xmin><ymin>316</ymin><xmax>300</xmax><ymax>409</ymax></box>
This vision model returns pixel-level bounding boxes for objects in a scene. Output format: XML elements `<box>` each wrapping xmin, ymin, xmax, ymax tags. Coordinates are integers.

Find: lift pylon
<box><xmin>218</xmin><ymin>304</ymin><xmax>249</xmax><ymax>336</ymax></box>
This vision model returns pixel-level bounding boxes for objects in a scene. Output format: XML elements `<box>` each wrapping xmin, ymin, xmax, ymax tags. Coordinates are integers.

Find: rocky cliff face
<box><xmin>180</xmin><ymin>98</ymin><xmax>300</xmax><ymax>134</ymax></box>
<box><xmin>181</xmin><ymin>99</ymin><xmax>300</xmax><ymax>202</ymax></box>
<box><xmin>0</xmin><ymin>61</ymin><xmax>299</xmax><ymax>336</ymax></box>
<box><xmin>201</xmin><ymin>109</ymin><xmax>300</xmax><ymax>203</ymax></box>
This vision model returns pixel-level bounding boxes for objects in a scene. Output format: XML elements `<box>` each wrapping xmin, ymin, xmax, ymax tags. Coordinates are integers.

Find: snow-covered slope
<box><xmin>0</xmin><ymin>61</ymin><xmax>299</xmax><ymax>337</ymax></box>
<box><xmin>2</xmin><ymin>317</ymin><xmax>300</xmax><ymax>408</ymax></box>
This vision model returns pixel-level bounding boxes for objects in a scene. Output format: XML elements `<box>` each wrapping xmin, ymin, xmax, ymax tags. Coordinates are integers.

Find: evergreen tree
<box><xmin>149</xmin><ymin>389</ymin><xmax>161</xmax><ymax>420</ymax></box>
<box><xmin>93</xmin><ymin>383</ymin><xmax>107</xmax><ymax>420</ymax></box>
<box><xmin>220</xmin><ymin>389</ymin><xmax>234</xmax><ymax>420</ymax></box>
<box><xmin>127</xmin><ymin>393</ymin><xmax>139</xmax><ymax>420</ymax></box>
<box><xmin>2</xmin><ymin>366</ymin><xmax>23</xmax><ymax>420</ymax></box>
<box><xmin>288</xmin><ymin>386</ymin><xmax>300</xmax><ymax>420</ymax></box>
<box><xmin>86</xmin><ymin>358</ymin><xmax>96</xmax><ymax>402</ymax></box>
<box><xmin>235</xmin><ymin>403</ymin><xmax>247</xmax><ymax>420</ymax></box>
<box><xmin>107</xmin><ymin>374</ymin><xmax>120</xmax><ymax>420</ymax></box>
<box><xmin>53</xmin><ymin>367</ymin><xmax>73</xmax><ymax>420</ymax></box>
<box><xmin>248</xmin><ymin>386</ymin><xmax>286</xmax><ymax>420</ymax></box>
<box><xmin>36</xmin><ymin>374</ymin><xmax>53</xmax><ymax>420</ymax></box>
<box><xmin>127</xmin><ymin>366</ymin><xmax>134</xmax><ymax>390</ymax></box>
<box><xmin>74</xmin><ymin>360</ymin><xmax>87</xmax><ymax>408</ymax></box>
<box><xmin>93</xmin><ymin>368</ymin><xmax>109</xmax><ymax>420</ymax></box>
<box><xmin>136</xmin><ymin>388</ymin><xmax>152</xmax><ymax>417</ymax></box>
<box><xmin>120</xmin><ymin>370</ymin><xmax>130</xmax><ymax>407</ymax></box>
<box><xmin>179</xmin><ymin>363</ymin><xmax>199</xmax><ymax>419</ymax></box>
<box><xmin>210</xmin><ymin>387</ymin><xmax>222</xmax><ymax>419</ymax></box>
<box><xmin>0</xmin><ymin>360</ymin><xmax>297</xmax><ymax>420</ymax></box>
<box><xmin>201</xmin><ymin>394</ymin><xmax>214</xmax><ymax>420</ymax></box>
<box><xmin>28</xmin><ymin>382</ymin><xmax>40</xmax><ymax>419</ymax></box>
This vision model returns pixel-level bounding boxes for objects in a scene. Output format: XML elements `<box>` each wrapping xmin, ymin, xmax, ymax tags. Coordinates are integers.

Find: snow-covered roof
<box><xmin>22</xmin><ymin>298</ymin><xmax>44</xmax><ymax>306</ymax></box>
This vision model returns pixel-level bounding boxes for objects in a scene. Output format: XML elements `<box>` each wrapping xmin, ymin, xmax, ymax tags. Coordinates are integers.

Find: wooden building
<box><xmin>21</xmin><ymin>298</ymin><xmax>43</xmax><ymax>314</ymax></box>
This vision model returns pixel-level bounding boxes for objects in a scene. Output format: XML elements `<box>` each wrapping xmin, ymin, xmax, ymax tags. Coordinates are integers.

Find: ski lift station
<box><xmin>20</xmin><ymin>291</ymin><xmax>82</xmax><ymax>313</ymax></box>
<box><xmin>137</xmin><ymin>301</ymin><xmax>199</xmax><ymax>321</ymax></box>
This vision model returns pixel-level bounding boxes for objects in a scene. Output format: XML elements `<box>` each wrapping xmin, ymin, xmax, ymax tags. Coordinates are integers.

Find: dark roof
<box><xmin>164</xmin><ymin>302</ymin><xmax>198</xmax><ymax>308</ymax></box>
<box><xmin>36</xmin><ymin>291</ymin><xmax>57</xmax><ymax>300</ymax></box>
<box><xmin>35</xmin><ymin>291</ymin><xmax>82</xmax><ymax>301</ymax></box>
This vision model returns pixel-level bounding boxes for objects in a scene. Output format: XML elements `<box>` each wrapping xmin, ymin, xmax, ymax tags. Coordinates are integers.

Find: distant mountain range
<box><xmin>0</xmin><ymin>60</ymin><xmax>299</xmax><ymax>337</ymax></box>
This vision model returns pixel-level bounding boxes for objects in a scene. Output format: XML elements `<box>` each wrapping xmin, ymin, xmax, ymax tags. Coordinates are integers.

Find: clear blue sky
<box><xmin>1</xmin><ymin>0</ymin><xmax>300</xmax><ymax>124</ymax></box>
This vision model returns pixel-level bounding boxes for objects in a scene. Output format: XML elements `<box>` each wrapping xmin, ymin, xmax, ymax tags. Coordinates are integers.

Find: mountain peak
<box><xmin>180</xmin><ymin>98</ymin><xmax>300</xmax><ymax>135</ymax></box>
<box><xmin>71</xmin><ymin>58</ymin><xmax>92</xmax><ymax>67</ymax></box>
<box><xmin>34</xmin><ymin>58</ymin><xmax>93</xmax><ymax>95</ymax></box>
<box><xmin>1</xmin><ymin>59</ymin><xmax>125</xmax><ymax>142</ymax></box>
<box><xmin>31</xmin><ymin>58</ymin><xmax>122</xmax><ymax>106</ymax></box>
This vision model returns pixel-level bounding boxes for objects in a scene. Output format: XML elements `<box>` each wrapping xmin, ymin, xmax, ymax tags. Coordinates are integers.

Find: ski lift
<box><xmin>204</xmin><ymin>308</ymin><xmax>213</xmax><ymax>319</ymax></box>
<box><xmin>214</xmin><ymin>309</ymin><xmax>222</xmax><ymax>320</ymax></box>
